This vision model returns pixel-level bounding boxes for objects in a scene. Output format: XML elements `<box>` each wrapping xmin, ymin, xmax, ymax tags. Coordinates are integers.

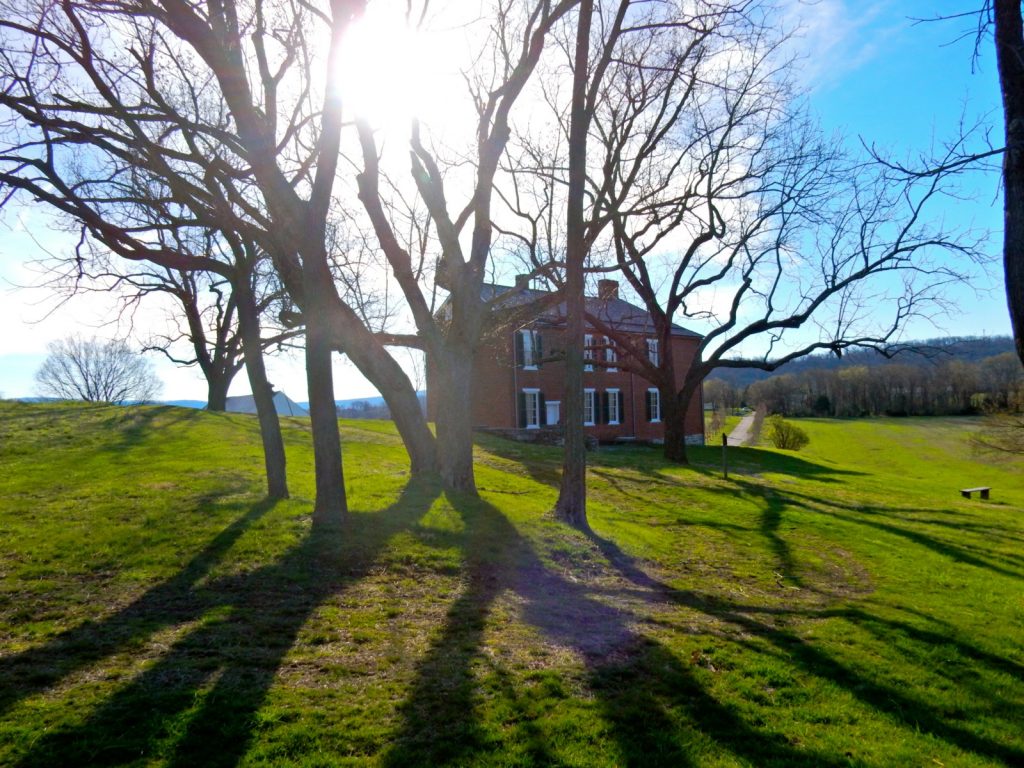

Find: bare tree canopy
<box><xmin>500</xmin><ymin>0</ymin><xmax>983</xmax><ymax>468</ymax></box>
<box><xmin>36</xmin><ymin>336</ymin><xmax>162</xmax><ymax>404</ymax></box>
<box><xmin>891</xmin><ymin>1</ymin><xmax>1024</xmax><ymax>365</ymax></box>
<box><xmin>0</xmin><ymin>0</ymin><xmax>587</xmax><ymax>507</ymax></box>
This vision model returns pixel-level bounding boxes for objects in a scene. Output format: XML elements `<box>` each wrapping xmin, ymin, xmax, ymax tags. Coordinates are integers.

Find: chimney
<box><xmin>515</xmin><ymin>274</ymin><xmax>532</xmax><ymax>289</ymax></box>
<box><xmin>598</xmin><ymin>279</ymin><xmax>619</xmax><ymax>300</ymax></box>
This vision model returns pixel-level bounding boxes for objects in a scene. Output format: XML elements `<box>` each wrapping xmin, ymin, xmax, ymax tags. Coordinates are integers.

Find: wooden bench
<box><xmin>960</xmin><ymin>487</ymin><xmax>990</xmax><ymax>500</ymax></box>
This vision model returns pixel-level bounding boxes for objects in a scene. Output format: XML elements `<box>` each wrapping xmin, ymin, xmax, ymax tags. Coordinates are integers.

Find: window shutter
<box><xmin>601</xmin><ymin>392</ymin><xmax>609</xmax><ymax>424</ymax></box>
<box><xmin>645</xmin><ymin>391</ymin><xmax>652</xmax><ymax>422</ymax></box>
<box><xmin>518</xmin><ymin>392</ymin><xmax>527</xmax><ymax>428</ymax></box>
<box><xmin>539</xmin><ymin>393</ymin><xmax>547</xmax><ymax>426</ymax></box>
<box><xmin>618</xmin><ymin>391</ymin><xmax>625</xmax><ymax>422</ymax></box>
<box><xmin>535</xmin><ymin>332</ymin><xmax>543</xmax><ymax>368</ymax></box>
<box><xmin>515</xmin><ymin>331</ymin><xmax>525</xmax><ymax>367</ymax></box>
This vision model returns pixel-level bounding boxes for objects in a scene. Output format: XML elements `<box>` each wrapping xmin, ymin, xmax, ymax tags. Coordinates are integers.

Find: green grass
<box><xmin>704</xmin><ymin>412</ymin><xmax>741</xmax><ymax>445</ymax></box>
<box><xmin>1</xmin><ymin>403</ymin><xmax>1022</xmax><ymax>766</ymax></box>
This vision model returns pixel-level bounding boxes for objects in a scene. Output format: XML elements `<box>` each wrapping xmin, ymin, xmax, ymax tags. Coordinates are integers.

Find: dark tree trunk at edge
<box><xmin>236</xmin><ymin>279</ymin><xmax>289</xmax><ymax>500</ymax></box>
<box><xmin>995</xmin><ymin>0</ymin><xmax>1024</xmax><ymax>366</ymax></box>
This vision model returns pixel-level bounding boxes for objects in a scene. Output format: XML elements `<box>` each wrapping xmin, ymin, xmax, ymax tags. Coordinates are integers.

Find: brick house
<box><xmin>427</xmin><ymin>277</ymin><xmax>705</xmax><ymax>445</ymax></box>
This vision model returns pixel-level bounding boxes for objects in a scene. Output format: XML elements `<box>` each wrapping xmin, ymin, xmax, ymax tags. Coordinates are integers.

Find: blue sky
<box><xmin>0</xmin><ymin>0</ymin><xmax>1013</xmax><ymax>401</ymax></box>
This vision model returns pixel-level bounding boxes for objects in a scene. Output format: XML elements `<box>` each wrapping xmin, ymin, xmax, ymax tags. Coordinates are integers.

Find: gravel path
<box><xmin>727</xmin><ymin>412</ymin><xmax>757</xmax><ymax>446</ymax></box>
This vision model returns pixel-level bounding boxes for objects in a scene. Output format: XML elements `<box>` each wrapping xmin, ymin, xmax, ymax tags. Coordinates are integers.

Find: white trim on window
<box><xmin>523</xmin><ymin>388</ymin><xmax>541</xmax><ymax>429</ymax></box>
<box><xmin>583</xmin><ymin>388</ymin><xmax>596</xmax><ymax>426</ymax></box>
<box><xmin>545</xmin><ymin>400</ymin><xmax>560</xmax><ymax>426</ymax></box>
<box><xmin>584</xmin><ymin>334</ymin><xmax>594</xmax><ymax>371</ymax></box>
<box><xmin>520</xmin><ymin>329</ymin><xmax>538</xmax><ymax>370</ymax></box>
<box><xmin>605</xmin><ymin>336</ymin><xmax>618</xmax><ymax>372</ymax></box>
<box><xmin>607</xmin><ymin>388</ymin><xmax>620</xmax><ymax>425</ymax></box>
<box><xmin>648</xmin><ymin>387</ymin><xmax>661</xmax><ymax>423</ymax></box>
<box><xmin>646</xmin><ymin>338</ymin><xmax>660</xmax><ymax>366</ymax></box>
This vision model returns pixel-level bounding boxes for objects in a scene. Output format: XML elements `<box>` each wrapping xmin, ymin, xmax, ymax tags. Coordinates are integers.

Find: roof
<box><xmin>225</xmin><ymin>391</ymin><xmax>309</xmax><ymax>417</ymax></box>
<box><xmin>481</xmin><ymin>283</ymin><xmax>702</xmax><ymax>338</ymax></box>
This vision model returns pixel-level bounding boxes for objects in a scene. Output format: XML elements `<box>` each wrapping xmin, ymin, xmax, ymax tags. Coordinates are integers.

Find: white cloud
<box><xmin>779</xmin><ymin>0</ymin><xmax>897</xmax><ymax>92</ymax></box>
<box><xmin>0</xmin><ymin>204</ymin><xmax>387</xmax><ymax>402</ymax></box>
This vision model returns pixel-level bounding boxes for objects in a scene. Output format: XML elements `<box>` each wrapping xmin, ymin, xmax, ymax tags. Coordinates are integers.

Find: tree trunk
<box><xmin>995</xmin><ymin>0</ymin><xmax>1024</xmax><ymax>367</ymax></box>
<box><xmin>662</xmin><ymin>385</ymin><xmax>691</xmax><ymax>465</ymax></box>
<box><xmin>236</xmin><ymin>279</ymin><xmax>289</xmax><ymax>500</ymax></box>
<box><xmin>433</xmin><ymin>347</ymin><xmax>476</xmax><ymax>493</ymax></box>
<box><xmin>327</xmin><ymin>299</ymin><xmax>437</xmax><ymax>477</ymax></box>
<box><xmin>554</xmin><ymin>0</ymin><xmax>593</xmax><ymax>528</ymax></box>
<box><xmin>306</xmin><ymin>306</ymin><xmax>347</xmax><ymax>521</ymax></box>
<box><xmin>205</xmin><ymin>373</ymin><xmax>231</xmax><ymax>412</ymax></box>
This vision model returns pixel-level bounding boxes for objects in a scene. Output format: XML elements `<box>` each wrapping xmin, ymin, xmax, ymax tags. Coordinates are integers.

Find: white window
<box><xmin>607</xmin><ymin>388</ymin><xmax>620</xmax><ymax>425</ymax></box>
<box><xmin>647</xmin><ymin>338</ymin><xmax>660</xmax><ymax>366</ymax></box>
<box><xmin>522</xmin><ymin>388</ymin><xmax>541</xmax><ymax>429</ymax></box>
<box><xmin>583</xmin><ymin>388</ymin><xmax>596</xmax><ymax>425</ymax></box>
<box><xmin>584</xmin><ymin>334</ymin><xmax>594</xmax><ymax>371</ymax></box>
<box><xmin>546</xmin><ymin>400</ymin><xmax>560</xmax><ymax>426</ymax></box>
<box><xmin>647</xmin><ymin>388</ymin><xmax>661</xmax><ymax>423</ymax></box>
<box><xmin>605</xmin><ymin>336</ymin><xmax>618</xmax><ymax>372</ymax></box>
<box><xmin>519</xmin><ymin>329</ymin><xmax>541</xmax><ymax>369</ymax></box>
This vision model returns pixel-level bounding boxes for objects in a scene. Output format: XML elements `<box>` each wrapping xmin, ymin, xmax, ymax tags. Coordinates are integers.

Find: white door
<box><xmin>546</xmin><ymin>401</ymin><xmax>560</xmax><ymax>426</ymax></box>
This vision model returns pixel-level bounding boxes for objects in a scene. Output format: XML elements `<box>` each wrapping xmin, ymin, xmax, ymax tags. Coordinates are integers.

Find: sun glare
<box><xmin>338</xmin><ymin>6</ymin><xmax>464</xmax><ymax>136</ymax></box>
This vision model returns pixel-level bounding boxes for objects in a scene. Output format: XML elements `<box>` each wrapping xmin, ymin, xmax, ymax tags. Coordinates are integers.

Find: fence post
<box><xmin>722</xmin><ymin>433</ymin><xmax>728</xmax><ymax>480</ymax></box>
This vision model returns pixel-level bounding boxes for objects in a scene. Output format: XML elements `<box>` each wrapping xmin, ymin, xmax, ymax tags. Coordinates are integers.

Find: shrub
<box><xmin>766</xmin><ymin>415</ymin><xmax>810</xmax><ymax>450</ymax></box>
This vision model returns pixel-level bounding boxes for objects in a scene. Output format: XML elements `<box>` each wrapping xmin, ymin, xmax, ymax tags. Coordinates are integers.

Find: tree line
<box><xmin>707</xmin><ymin>351</ymin><xmax>1024</xmax><ymax>418</ymax></box>
<box><xmin>0</xmin><ymin>0</ymin><xmax>1015</xmax><ymax>527</ymax></box>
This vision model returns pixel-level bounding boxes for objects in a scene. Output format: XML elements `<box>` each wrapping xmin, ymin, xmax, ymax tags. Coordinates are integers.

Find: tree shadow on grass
<box><xmin>7</xmin><ymin>477</ymin><xmax>443</xmax><ymax>768</ymax></box>
<box><xmin>0</xmin><ymin>404</ymin><xmax>199</xmax><ymax>455</ymax></box>
<box><xmin>775</xmin><ymin>487</ymin><xmax>1024</xmax><ymax>581</ymax></box>
<box><xmin>0</xmin><ymin>495</ymin><xmax>277</xmax><ymax>717</ymax></box>
<box><xmin>382</xmin><ymin>493</ymin><xmax>851</xmax><ymax>767</ymax></box>
<box><xmin>755</xmin><ymin>487</ymin><xmax>806</xmax><ymax>589</ymax></box>
<box><xmin>490</xmin><ymin>439</ymin><xmax>866</xmax><ymax>497</ymax></box>
<box><xmin>588</xmin><ymin>530</ymin><xmax>1024</xmax><ymax>766</ymax></box>
<box><xmin>100</xmin><ymin>405</ymin><xmax>207</xmax><ymax>453</ymax></box>
<box><xmin>616</xmin><ymin>445</ymin><xmax>867</xmax><ymax>485</ymax></box>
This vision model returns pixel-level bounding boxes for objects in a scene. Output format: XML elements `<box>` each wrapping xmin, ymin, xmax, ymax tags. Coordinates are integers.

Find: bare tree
<box><xmin>0</xmin><ymin>0</ymin><xmax>442</xmax><ymax>516</ymax></box>
<box><xmin>353</xmin><ymin>0</ymin><xmax>578</xmax><ymax>493</ymax></box>
<box><xmin>0</xmin><ymin>0</ymin><xmax>592</xmax><ymax>511</ymax></box>
<box><xmin>505</xmin><ymin>1</ymin><xmax>981</xmax><ymax>467</ymax></box>
<box><xmin>554</xmin><ymin>0</ymin><xmax>596</xmax><ymax>527</ymax></box>
<box><xmin>36</xmin><ymin>335</ymin><xmax>162</xmax><ymax>404</ymax></box>
<box><xmin>0</xmin><ymin>81</ymin><xmax>294</xmax><ymax>501</ymax></box>
<box><xmin>48</xmin><ymin>242</ymin><xmax>295</xmax><ymax>414</ymax></box>
<box><xmin>499</xmin><ymin>0</ymin><xmax>736</xmax><ymax>520</ymax></box>
<box><xmin>892</xmin><ymin>3</ymin><xmax>1024</xmax><ymax>365</ymax></box>
<box><xmin>138</xmin><ymin>267</ymin><xmax>247</xmax><ymax>412</ymax></box>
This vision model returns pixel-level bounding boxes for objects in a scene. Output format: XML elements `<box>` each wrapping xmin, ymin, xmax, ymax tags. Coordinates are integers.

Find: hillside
<box><xmin>707</xmin><ymin>335</ymin><xmax>1016</xmax><ymax>389</ymax></box>
<box><xmin>1</xmin><ymin>402</ymin><xmax>1022</xmax><ymax>766</ymax></box>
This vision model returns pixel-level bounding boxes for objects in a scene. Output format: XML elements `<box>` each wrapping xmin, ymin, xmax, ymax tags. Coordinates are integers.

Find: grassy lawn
<box><xmin>704</xmin><ymin>412</ymin><xmax>742</xmax><ymax>445</ymax></box>
<box><xmin>1</xmin><ymin>403</ymin><xmax>1022</xmax><ymax>767</ymax></box>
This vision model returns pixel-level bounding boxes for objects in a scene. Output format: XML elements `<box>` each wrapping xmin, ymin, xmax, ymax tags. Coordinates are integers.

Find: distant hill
<box><xmin>159</xmin><ymin>395</ymin><xmax>423</xmax><ymax>412</ymax></box>
<box><xmin>303</xmin><ymin>395</ymin><xmax>388</xmax><ymax>410</ymax></box>
<box><xmin>14</xmin><ymin>395</ymin><xmax>417</xmax><ymax>412</ymax></box>
<box><xmin>163</xmin><ymin>399</ymin><xmax>207</xmax><ymax>409</ymax></box>
<box><xmin>706</xmin><ymin>336</ymin><xmax>1016</xmax><ymax>389</ymax></box>
<box><xmin>298</xmin><ymin>393</ymin><xmax>427</xmax><ymax>411</ymax></box>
